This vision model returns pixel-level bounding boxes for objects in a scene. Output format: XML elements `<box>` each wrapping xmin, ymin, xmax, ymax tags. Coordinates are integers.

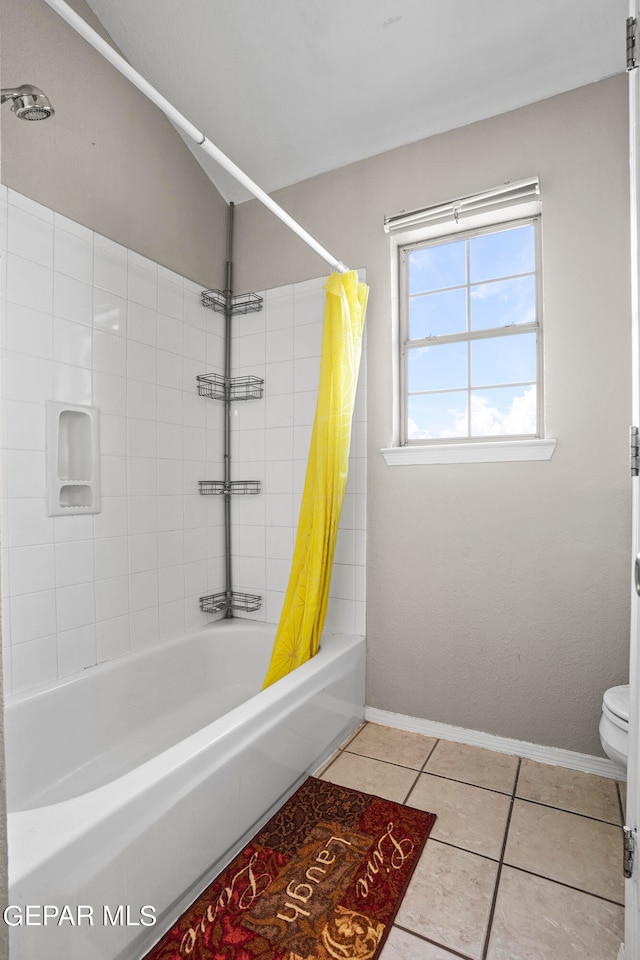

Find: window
<box><xmin>381</xmin><ymin>177</ymin><xmax>555</xmax><ymax>465</ymax></box>
<box><xmin>400</xmin><ymin>218</ymin><xmax>541</xmax><ymax>444</ymax></box>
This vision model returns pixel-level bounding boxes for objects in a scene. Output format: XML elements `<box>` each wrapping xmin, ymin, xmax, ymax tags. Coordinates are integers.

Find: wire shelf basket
<box><xmin>201</xmin><ymin>289</ymin><xmax>263</xmax><ymax>316</ymax></box>
<box><xmin>200</xmin><ymin>592</ymin><xmax>262</xmax><ymax>614</ymax></box>
<box><xmin>196</xmin><ymin>374</ymin><xmax>264</xmax><ymax>402</ymax></box>
<box><xmin>196</xmin><ymin>372</ymin><xmax>226</xmax><ymax>400</ymax></box>
<box><xmin>199</xmin><ymin>480</ymin><xmax>261</xmax><ymax>496</ymax></box>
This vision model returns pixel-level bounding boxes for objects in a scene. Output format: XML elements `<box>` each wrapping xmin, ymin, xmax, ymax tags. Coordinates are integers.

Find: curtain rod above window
<box><xmin>383</xmin><ymin>176</ymin><xmax>540</xmax><ymax>234</ymax></box>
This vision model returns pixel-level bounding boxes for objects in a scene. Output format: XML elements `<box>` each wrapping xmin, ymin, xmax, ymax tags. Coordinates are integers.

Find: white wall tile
<box><xmin>4</xmin><ymin>400</ymin><xmax>45</xmax><ymax>451</ymax></box>
<box><xmin>128</xmin><ymin>262</ymin><xmax>157</xmax><ymax>309</ymax></box>
<box><xmin>5</xmin><ymin>352</ymin><xmax>52</xmax><ymax>405</ymax></box>
<box><xmin>5</xmin><ymin>301</ymin><xmax>53</xmax><ymax>359</ymax></box>
<box><xmin>53</xmin><ymin>513</ymin><xmax>94</xmax><ymax>543</ymax></box>
<box><xmin>96</xmin><ymin>576</ymin><xmax>129</xmax><ymax>621</ymax></box>
<box><xmin>93</xmin><ymin>289</ymin><xmax>127</xmax><ymax>337</ymax></box>
<box><xmin>93</xmin><ymin>372</ymin><xmax>127</xmax><ymax>417</ymax></box>
<box><xmin>55</xmin><ymin>539</ymin><xmax>95</xmax><ymax>587</ymax></box>
<box><xmin>55</xmin><ymin>228</ymin><xmax>94</xmax><ymax>284</ymax></box>
<box><xmin>6</xmin><ymin>450</ymin><xmax>45</xmax><ymax>499</ymax></box>
<box><xmin>127</xmin><ymin>339</ymin><xmax>156</xmax><ymax>383</ymax></box>
<box><xmin>130</xmin><ymin>607</ymin><xmax>159</xmax><ymax>649</ymax></box>
<box><xmin>53</xmin><ymin>273</ymin><xmax>93</xmax><ymax>326</ymax></box>
<box><xmin>158</xmin><ymin>313</ymin><xmax>183</xmax><ymax>354</ymax></box>
<box><xmin>8</xmin><ymin>205</ymin><xmax>54</xmax><ymax>268</ymax></box>
<box><xmin>127</xmin><ymin>378</ymin><xmax>157</xmax><ymax>421</ymax></box>
<box><xmin>294</xmin><ymin>321</ymin><xmax>323</xmax><ymax>359</ymax></box>
<box><xmin>11</xmin><ymin>635</ymin><xmax>57</xmax><ymax>693</ymax></box>
<box><xmin>8</xmin><ymin>498</ymin><xmax>54</xmax><ymax>547</ymax></box>
<box><xmin>265</xmin><ymin>360</ymin><xmax>294</xmax><ymax>396</ymax></box>
<box><xmin>128</xmin><ymin>301</ymin><xmax>157</xmax><ymax>346</ymax></box>
<box><xmin>158</xmin><ymin>530</ymin><xmax>183</xmax><ymax>567</ymax></box>
<box><xmin>52</xmin><ymin>361</ymin><xmax>92</xmax><ymax>405</ymax></box>
<box><xmin>156</xmin><ymin>348</ymin><xmax>182</xmax><ymax>389</ymax></box>
<box><xmin>158</xmin><ymin>565</ymin><xmax>185</xmax><ymax>603</ymax></box>
<box><xmin>8</xmin><ymin>190</ymin><xmax>54</xmax><ymax>223</ymax></box>
<box><xmin>129</xmin><ymin>570</ymin><xmax>159</xmax><ymax>612</ymax></box>
<box><xmin>56</xmin><ymin>582</ymin><xmax>95</xmax><ymax>632</ymax></box>
<box><xmin>96</xmin><ymin>616</ymin><xmax>130</xmax><ymax>662</ymax></box>
<box><xmin>158</xmin><ymin>277</ymin><xmax>183</xmax><ymax>321</ymax></box>
<box><xmin>10</xmin><ymin>590</ymin><xmax>56</xmax><ymax>645</ymax></box>
<box><xmin>128</xmin><ymin>457</ymin><xmax>157</xmax><ymax>497</ymax></box>
<box><xmin>58</xmin><ymin>625</ymin><xmax>97</xmax><ymax>677</ymax></box>
<box><xmin>53</xmin><ymin>317</ymin><xmax>92</xmax><ymax>368</ymax></box>
<box><xmin>94</xmin><ymin>245</ymin><xmax>128</xmax><ymax>298</ymax></box>
<box><xmin>9</xmin><ymin>544</ymin><xmax>55</xmax><ymax>596</ymax></box>
<box><xmin>95</xmin><ymin>537</ymin><xmax>129</xmax><ymax>581</ymax></box>
<box><xmin>266</xmin><ymin>327</ymin><xmax>294</xmax><ymax>363</ymax></box>
<box><xmin>129</xmin><ymin>533</ymin><xmax>158</xmax><ymax>574</ymax></box>
<box><xmin>93</xmin><ymin>329</ymin><xmax>126</xmax><ymax>376</ymax></box>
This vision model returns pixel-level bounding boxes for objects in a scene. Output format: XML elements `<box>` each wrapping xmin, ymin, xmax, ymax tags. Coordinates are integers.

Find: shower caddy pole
<box><xmin>43</xmin><ymin>0</ymin><xmax>349</xmax><ymax>275</ymax></box>
<box><xmin>196</xmin><ymin>207</ymin><xmax>264</xmax><ymax>618</ymax></box>
<box><xmin>223</xmin><ymin>205</ymin><xmax>234</xmax><ymax>618</ymax></box>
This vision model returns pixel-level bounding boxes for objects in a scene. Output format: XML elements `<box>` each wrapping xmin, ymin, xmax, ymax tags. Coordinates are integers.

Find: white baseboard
<box><xmin>618</xmin><ymin>943</ymin><xmax>625</xmax><ymax>960</ymax></box>
<box><xmin>364</xmin><ymin>707</ymin><xmax>625</xmax><ymax>781</ymax></box>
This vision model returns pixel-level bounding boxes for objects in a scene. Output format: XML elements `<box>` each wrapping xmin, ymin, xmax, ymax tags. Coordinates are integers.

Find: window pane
<box><xmin>469</xmin><ymin>224</ymin><xmax>535</xmax><ymax>282</ymax></box>
<box><xmin>470</xmin><ymin>275</ymin><xmax>536</xmax><ymax>331</ymax></box>
<box><xmin>409</xmin><ymin>288</ymin><xmax>467</xmax><ymax>339</ymax></box>
<box><xmin>471</xmin><ymin>333</ymin><xmax>536</xmax><ymax>387</ymax></box>
<box><xmin>470</xmin><ymin>385</ymin><xmax>537</xmax><ymax>437</ymax></box>
<box><xmin>409</xmin><ymin>239</ymin><xmax>466</xmax><ymax>294</ymax></box>
<box><xmin>408</xmin><ymin>341</ymin><xmax>468</xmax><ymax>393</ymax></box>
<box><xmin>408</xmin><ymin>392</ymin><xmax>468</xmax><ymax>440</ymax></box>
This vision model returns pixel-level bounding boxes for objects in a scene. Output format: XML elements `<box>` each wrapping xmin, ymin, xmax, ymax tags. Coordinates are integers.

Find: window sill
<box><xmin>380</xmin><ymin>438</ymin><xmax>557</xmax><ymax>465</ymax></box>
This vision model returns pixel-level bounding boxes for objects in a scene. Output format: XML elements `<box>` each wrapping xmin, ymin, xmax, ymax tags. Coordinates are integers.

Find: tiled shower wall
<box><xmin>0</xmin><ymin>187</ymin><xmax>366</xmax><ymax>697</ymax></box>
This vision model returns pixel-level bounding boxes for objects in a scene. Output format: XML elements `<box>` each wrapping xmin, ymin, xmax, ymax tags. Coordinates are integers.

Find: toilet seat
<box><xmin>602</xmin><ymin>684</ymin><xmax>630</xmax><ymax>725</ymax></box>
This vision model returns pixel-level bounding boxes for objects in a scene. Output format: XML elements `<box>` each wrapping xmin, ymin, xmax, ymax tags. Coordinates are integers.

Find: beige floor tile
<box><xmin>407</xmin><ymin>773</ymin><xmax>511</xmax><ymax>860</ymax></box>
<box><xmin>486</xmin><ymin>866</ymin><xmax>624</xmax><ymax>960</ymax></box>
<box><xmin>517</xmin><ymin>759</ymin><xmax>621</xmax><ymax>824</ymax></box>
<box><xmin>504</xmin><ymin>799</ymin><xmax>623</xmax><ymax>903</ymax></box>
<box><xmin>347</xmin><ymin>722</ymin><xmax>437</xmax><ymax>769</ymax></box>
<box><xmin>395</xmin><ymin>840</ymin><xmax>498</xmax><ymax>960</ymax></box>
<box><xmin>424</xmin><ymin>740</ymin><xmax>518</xmax><ymax>794</ymax></box>
<box><xmin>380</xmin><ymin>926</ymin><xmax>461</xmax><ymax>959</ymax></box>
<box><xmin>320</xmin><ymin>751</ymin><xmax>418</xmax><ymax>803</ymax></box>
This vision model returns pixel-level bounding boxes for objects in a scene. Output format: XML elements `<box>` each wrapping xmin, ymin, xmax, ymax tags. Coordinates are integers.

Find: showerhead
<box><xmin>1</xmin><ymin>84</ymin><xmax>55</xmax><ymax>121</ymax></box>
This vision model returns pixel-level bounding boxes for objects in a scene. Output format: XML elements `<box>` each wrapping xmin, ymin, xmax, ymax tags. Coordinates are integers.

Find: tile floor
<box><xmin>316</xmin><ymin>722</ymin><xmax>626</xmax><ymax>960</ymax></box>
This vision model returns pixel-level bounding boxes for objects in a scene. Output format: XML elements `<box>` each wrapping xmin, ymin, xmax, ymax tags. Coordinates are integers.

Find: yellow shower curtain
<box><xmin>262</xmin><ymin>270</ymin><xmax>369</xmax><ymax>688</ymax></box>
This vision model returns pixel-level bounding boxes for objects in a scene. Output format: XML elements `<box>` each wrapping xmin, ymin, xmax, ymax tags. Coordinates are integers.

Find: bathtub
<box><xmin>5</xmin><ymin>620</ymin><xmax>365</xmax><ymax>960</ymax></box>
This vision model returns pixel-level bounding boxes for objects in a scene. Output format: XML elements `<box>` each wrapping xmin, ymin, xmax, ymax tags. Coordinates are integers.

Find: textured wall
<box><xmin>0</xmin><ymin>0</ymin><xmax>227</xmax><ymax>288</ymax></box>
<box><xmin>235</xmin><ymin>75</ymin><xmax>632</xmax><ymax>756</ymax></box>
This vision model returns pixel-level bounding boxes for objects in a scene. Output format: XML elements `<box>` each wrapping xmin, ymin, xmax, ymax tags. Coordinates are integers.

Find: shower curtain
<box><xmin>262</xmin><ymin>269</ymin><xmax>369</xmax><ymax>688</ymax></box>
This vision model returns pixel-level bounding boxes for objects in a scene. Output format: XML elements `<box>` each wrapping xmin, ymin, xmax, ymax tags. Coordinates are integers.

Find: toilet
<box><xmin>599</xmin><ymin>684</ymin><xmax>630</xmax><ymax>770</ymax></box>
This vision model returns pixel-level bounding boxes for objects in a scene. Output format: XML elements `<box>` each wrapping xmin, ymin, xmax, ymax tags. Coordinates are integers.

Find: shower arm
<box><xmin>42</xmin><ymin>0</ymin><xmax>349</xmax><ymax>276</ymax></box>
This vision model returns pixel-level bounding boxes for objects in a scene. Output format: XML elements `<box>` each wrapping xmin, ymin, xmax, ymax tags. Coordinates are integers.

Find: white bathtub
<box><xmin>5</xmin><ymin>620</ymin><xmax>366</xmax><ymax>960</ymax></box>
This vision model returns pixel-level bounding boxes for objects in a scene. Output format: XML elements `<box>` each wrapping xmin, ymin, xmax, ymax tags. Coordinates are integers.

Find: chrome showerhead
<box><xmin>1</xmin><ymin>84</ymin><xmax>55</xmax><ymax>120</ymax></box>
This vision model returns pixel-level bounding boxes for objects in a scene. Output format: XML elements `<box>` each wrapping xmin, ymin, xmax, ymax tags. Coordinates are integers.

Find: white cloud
<box><xmin>408</xmin><ymin>385</ymin><xmax>536</xmax><ymax>440</ymax></box>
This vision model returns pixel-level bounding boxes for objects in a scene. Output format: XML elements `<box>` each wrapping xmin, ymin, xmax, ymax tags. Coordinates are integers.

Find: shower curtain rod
<box><xmin>42</xmin><ymin>0</ymin><xmax>348</xmax><ymax>275</ymax></box>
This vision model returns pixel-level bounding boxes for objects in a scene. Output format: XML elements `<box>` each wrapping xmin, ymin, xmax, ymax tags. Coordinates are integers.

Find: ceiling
<box><xmin>83</xmin><ymin>0</ymin><xmax>627</xmax><ymax>204</ymax></box>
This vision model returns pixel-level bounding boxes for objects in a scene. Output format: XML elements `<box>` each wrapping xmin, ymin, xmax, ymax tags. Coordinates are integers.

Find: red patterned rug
<box><xmin>144</xmin><ymin>776</ymin><xmax>436</xmax><ymax>960</ymax></box>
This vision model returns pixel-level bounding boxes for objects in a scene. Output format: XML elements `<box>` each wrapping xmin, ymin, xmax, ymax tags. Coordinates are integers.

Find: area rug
<box><xmin>144</xmin><ymin>776</ymin><xmax>436</xmax><ymax>960</ymax></box>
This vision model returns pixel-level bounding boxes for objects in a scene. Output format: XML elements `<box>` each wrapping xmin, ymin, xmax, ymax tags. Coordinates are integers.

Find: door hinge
<box><xmin>624</xmin><ymin>825</ymin><xmax>635</xmax><ymax>879</ymax></box>
<box><xmin>631</xmin><ymin>426</ymin><xmax>640</xmax><ymax>476</ymax></box>
<box><xmin>628</xmin><ymin>17</ymin><xmax>637</xmax><ymax>71</ymax></box>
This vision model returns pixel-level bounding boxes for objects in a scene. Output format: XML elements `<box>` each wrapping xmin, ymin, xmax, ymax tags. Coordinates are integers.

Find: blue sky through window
<box><xmin>405</xmin><ymin>219</ymin><xmax>538</xmax><ymax>441</ymax></box>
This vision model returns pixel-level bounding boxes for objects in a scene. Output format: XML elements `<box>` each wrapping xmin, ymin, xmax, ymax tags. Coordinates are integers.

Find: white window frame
<box><xmin>381</xmin><ymin>178</ymin><xmax>556</xmax><ymax>466</ymax></box>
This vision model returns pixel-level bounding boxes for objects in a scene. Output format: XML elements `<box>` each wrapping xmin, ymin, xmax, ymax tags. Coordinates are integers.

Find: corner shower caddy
<box><xmin>197</xmin><ymin>203</ymin><xmax>264</xmax><ymax>618</ymax></box>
